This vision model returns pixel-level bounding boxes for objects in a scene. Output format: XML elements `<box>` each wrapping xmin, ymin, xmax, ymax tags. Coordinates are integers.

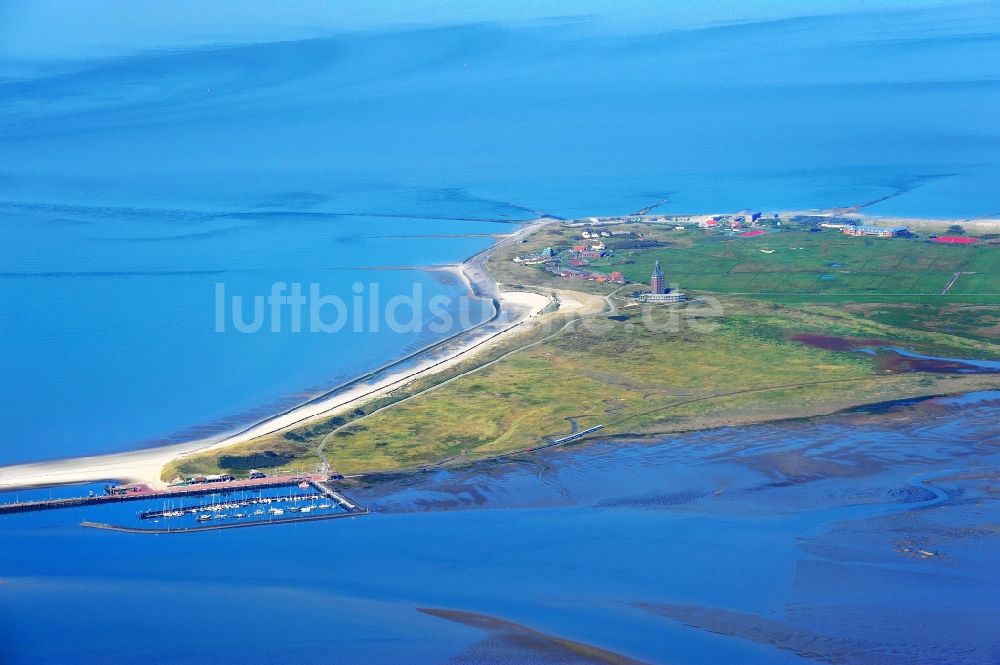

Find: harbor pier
<box><xmin>0</xmin><ymin>473</ymin><xmax>368</xmax><ymax>525</ymax></box>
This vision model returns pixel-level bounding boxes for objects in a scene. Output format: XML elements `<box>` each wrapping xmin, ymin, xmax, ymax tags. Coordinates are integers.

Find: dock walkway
<box><xmin>312</xmin><ymin>479</ymin><xmax>367</xmax><ymax>514</ymax></box>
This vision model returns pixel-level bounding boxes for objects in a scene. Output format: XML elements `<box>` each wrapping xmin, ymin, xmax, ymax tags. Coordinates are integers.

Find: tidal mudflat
<box><xmin>1</xmin><ymin>392</ymin><xmax>997</xmax><ymax>663</ymax></box>
<box><xmin>347</xmin><ymin>392</ymin><xmax>1000</xmax><ymax>663</ymax></box>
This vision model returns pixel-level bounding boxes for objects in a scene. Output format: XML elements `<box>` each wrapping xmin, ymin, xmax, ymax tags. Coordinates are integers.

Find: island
<box><xmin>1</xmin><ymin>209</ymin><xmax>998</xmax><ymax>492</ymax></box>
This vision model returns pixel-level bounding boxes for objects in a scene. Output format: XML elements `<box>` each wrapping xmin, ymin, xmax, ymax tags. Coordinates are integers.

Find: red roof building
<box><xmin>740</xmin><ymin>229</ymin><xmax>766</xmax><ymax>238</ymax></box>
<box><xmin>931</xmin><ymin>236</ymin><xmax>977</xmax><ymax>244</ymax></box>
<box><xmin>573</xmin><ymin>244</ymin><xmax>586</xmax><ymax>252</ymax></box>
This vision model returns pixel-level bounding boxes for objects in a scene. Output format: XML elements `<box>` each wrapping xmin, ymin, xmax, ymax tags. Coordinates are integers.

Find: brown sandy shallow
<box><xmin>635</xmin><ymin>603</ymin><xmax>898</xmax><ymax>665</ymax></box>
<box><xmin>791</xmin><ymin>333</ymin><xmax>1000</xmax><ymax>374</ymax></box>
<box><xmin>636</xmin><ymin>595</ymin><xmax>999</xmax><ymax>665</ymax></box>
<box><xmin>418</xmin><ymin>608</ymin><xmax>652</xmax><ymax>665</ymax></box>
<box><xmin>791</xmin><ymin>333</ymin><xmax>888</xmax><ymax>352</ymax></box>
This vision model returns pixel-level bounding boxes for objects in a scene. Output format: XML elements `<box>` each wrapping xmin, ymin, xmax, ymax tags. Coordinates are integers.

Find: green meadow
<box><xmin>593</xmin><ymin>227</ymin><xmax>1000</xmax><ymax>299</ymax></box>
<box><xmin>164</xmin><ymin>221</ymin><xmax>1000</xmax><ymax>480</ymax></box>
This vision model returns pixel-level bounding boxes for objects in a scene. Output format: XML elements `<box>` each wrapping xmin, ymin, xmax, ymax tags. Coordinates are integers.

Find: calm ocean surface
<box><xmin>1</xmin><ymin>392</ymin><xmax>998</xmax><ymax>663</ymax></box>
<box><xmin>2</xmin><ymin>0</ymin><xmax>999</xmax><ymax>464</ymax></box>
<box><xmin>1</xmin><ymin>2</ymin><xmax>999</xmax><ymax>662</ymax></box>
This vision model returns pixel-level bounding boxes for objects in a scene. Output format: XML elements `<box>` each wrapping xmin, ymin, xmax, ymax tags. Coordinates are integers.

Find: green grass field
<box><xmin>597</xmin><ymin>229</ymin><xmax>999</xmax><ymax>297</ymax></box>
<box><xmin>167</xmin><ymin>296</ymin><xmax>1000</xmax><ymax>479</ymax></box>
<box><xmin>492</xmin><ymin>222</ymin><xmax>1000</xmax><ymax>301</ymax></box>
<box><xmin>308</xmin><ymin>299</ymin><xmax>1000</xmax><ymax>475</ymax></box>
<box><xmin>164</xmin><ymin>221</ymin><xmax>1000</xmax><ymax>481</ymax></box>
<box><xmin>161</xmin><ymin>436</ymin><xmax>324</xmax><ymax>483</ymax></box>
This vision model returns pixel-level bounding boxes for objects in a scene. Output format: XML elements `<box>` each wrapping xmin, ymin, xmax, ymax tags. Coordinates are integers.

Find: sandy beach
<box><xmin>0</xmin><ymin>220</ymin><xmax>554</xmax><ymax>491</ymax></box>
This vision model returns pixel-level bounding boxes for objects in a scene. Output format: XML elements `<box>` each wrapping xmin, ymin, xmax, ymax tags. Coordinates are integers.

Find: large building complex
<box><xmin>842</xmin><ymin>225</ymin><xmax>908</xmax><ymax>238</ymax></box>
<box><xmin>650</xmin><ymin>260</ymin><xmax>665</xmax><ymax>294</ymax></box>
<box><xmin>636</xmin><ymin>260</ymin><xmax>687</xmax><ymax>303</ymax></box>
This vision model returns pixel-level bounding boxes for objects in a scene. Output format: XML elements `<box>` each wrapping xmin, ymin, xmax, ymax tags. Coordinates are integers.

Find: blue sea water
<box><xmin>1</xmin><ymin>204</ymin><xmax>501</xmax><ymax>461</ymax></box>
<box><xmin>1</xmin><ymin>392</ymin><xmax>998</xmax><ymax>663</ymax></box>
<box><xmin>1</xmin><ymin>2</ymin><xmax>1000</xmax><ymax>662</ymax></box>
<box><xmin>2</xmin><ymin>0</ymin><xmax>1000</xmax><ymax>464</ymax></box>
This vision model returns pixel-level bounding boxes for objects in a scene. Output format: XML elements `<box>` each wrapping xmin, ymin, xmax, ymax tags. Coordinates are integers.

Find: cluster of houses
<box><xmin>512</xmin><ymin>214</ymin><xmax>766</xmax><ymax>286</ymax></box>
<box><xmin>570</xmin><ymin>240</ymin><xmax>607</xmax><ymax>260</ymax></box>
<box><xmin>513</xmin><ymin>230</ymin><xmax>629</xmax><ymax>284</ymax></box>
<box><xmin>571</xmin><ymin>211</ymin><xmax>769</xmax><ymax>234</ymax></box>
<box><xmin>546</xmin><ymin>238</ymin><xmax>626</xmax><ymax>282</ymax></box>
<box><xmin>697</xmin><ymin>212</ymin><xmax>763</xmax><ymax>231</ymax></box>
<box><xmin>692</xmin><ymin>213</ymin><xmax>917</xmax><ymax>241</ymax></box>
<box><xmin>705</xmin><ymin>215</ymin><xmax>979</xmax><ymax>244</ymax></box>
<box><xmin>511</xmin><ymin>211</ymin><xmax>954</xmax><ymax>294</ymax></box>
<box><xmin>551</xmin><ymin>229</ymin><xmax>626</xmax><ymax>282</ymax></box>
<box><xmin>547</xmin><ymin>265</ymin><xmax>627</xmax><ymax>284</ymax></box>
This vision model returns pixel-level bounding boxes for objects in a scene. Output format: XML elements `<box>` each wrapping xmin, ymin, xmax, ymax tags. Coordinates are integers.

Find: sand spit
<box><xmin>0</xmin><ymin>220</ymin><xmax>554</xmax><ymax>491</ymax></box>
<box><xmin>419</xmin><ymin>608</ymin><xmax>651</xmax><ymax>665</ymax></box>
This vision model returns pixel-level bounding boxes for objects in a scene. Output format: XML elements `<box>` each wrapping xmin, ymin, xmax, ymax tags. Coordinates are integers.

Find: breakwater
<box><xmin>81</xmin><ymin>508</ymin><xmax>366</xmax><ymax>534</ymax></box>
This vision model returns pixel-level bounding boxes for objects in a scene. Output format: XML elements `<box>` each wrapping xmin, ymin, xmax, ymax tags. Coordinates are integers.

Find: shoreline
<box><xmin>1</xmin><ymin>210</ymin><xmax>996</xmax><ymax>492</ymax></box>
<box><xmin>0</xmin><ymin>218</ymin><xmax>553</xmax><ymax>491</ymax></box>
<box><xmin>0</xmin><ymin>289</ymin><xmax>550</xmax><ymax>492</ymax></box>
<box><xmin>342</xmin><ymin>377</ymin><xmax>1000</xmax><ymax>484</ymax></box>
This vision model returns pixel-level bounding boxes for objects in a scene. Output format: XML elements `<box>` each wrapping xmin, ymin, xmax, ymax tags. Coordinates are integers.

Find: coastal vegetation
<box><xmin>512</xmin><ymin>220</ymin><xmax>1000</xmax><ymax>300</ymax></box>
<box><xmin>314</xmin><ymin>300</ymin><xmax>997</xmax><ymax>475</ymax></box>
<box><xmin>163</xmin><ymin>437</ymin><xmax>323</xmax><ymax>481</ymax></box>
<box><xmin>163</xmin><ymin>218</ymin><xmax>1000</xmax><ymax>481</ymax></box>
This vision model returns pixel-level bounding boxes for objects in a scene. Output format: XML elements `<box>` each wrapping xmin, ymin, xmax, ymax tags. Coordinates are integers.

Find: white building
<box><xmin>842</xmin><ymin>225</ymin><xmax>908</xmax><ymax>238</ymax></box>
<box><xmin>636</xmin><ymin>291</ymin><xmax>687</xmax><ymax>304</ymax></box>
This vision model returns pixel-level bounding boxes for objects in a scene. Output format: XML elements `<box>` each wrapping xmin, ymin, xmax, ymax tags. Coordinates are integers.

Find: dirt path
<box><xmin>324</xmin><ymin>287</ymin><xmax>615</xmax><ymax>472</ymax></box>
<box><xmin>940</xmin><ymin>271</ymin><xmax>962</xmax><ymax>295</ymax></box>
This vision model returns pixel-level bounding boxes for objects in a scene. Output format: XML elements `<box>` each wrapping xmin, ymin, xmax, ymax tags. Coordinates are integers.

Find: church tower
<box><xmin>650</xmin><ymin>260</ymin><xmax>665</xmax><ymax>295</ymax></box>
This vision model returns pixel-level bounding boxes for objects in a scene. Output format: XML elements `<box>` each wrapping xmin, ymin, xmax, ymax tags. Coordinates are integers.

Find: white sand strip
<box><xmin>0</xmin><ymin>224</ymin><xmax>554</xmax><ymax>491</ymax></box>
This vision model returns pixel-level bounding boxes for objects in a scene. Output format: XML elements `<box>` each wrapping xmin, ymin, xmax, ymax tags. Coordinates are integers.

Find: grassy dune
<box><xmin>163</xmin><ymin>221</ymin><xmax>1000</xmax><ymax>480</ymax></box>
<box><xmin>315</xmin><ymin>299</ymin><xmax>998</xmax><ymax>475</ymax></box>
<box><xmin>161</xmin><ymin>435</ymin><xmax>324</xmax><ymax>483</ymax></box>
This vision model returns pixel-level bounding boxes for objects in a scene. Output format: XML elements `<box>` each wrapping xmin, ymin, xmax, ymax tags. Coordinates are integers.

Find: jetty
<box><xmin>550</xmin><ymin>424</ymin><xmax>604</xmax><ymax>446</ymax></box>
